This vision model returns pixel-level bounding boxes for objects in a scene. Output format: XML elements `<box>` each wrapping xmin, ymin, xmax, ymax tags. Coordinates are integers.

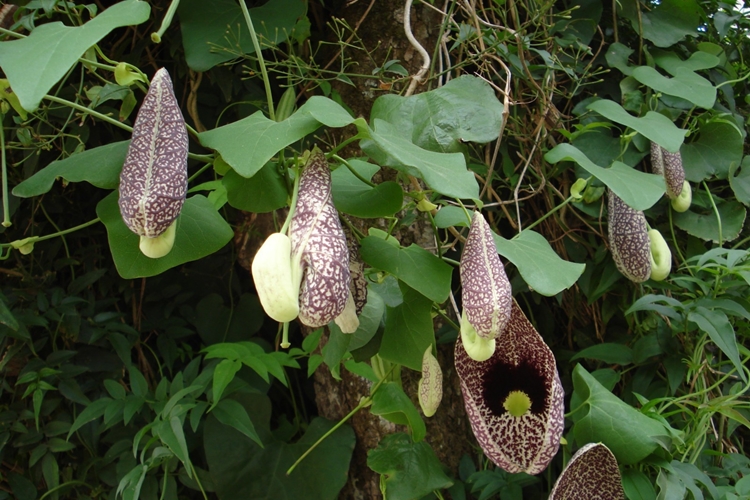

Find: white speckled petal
<box><xmin>119</xmin><ymin>68</ymin><xmax>188</xmax><ymax>239</ymax></box>
<box><xmin>460</xmin><ymin>212</ymin><xmax>512</xmax><ymax>339</ymax></box>
<box><xmin>608</xmin><ymin>190</ymin><xmax>651</xmax><ymax>283</ymax></box>
<box><xmin>455</xmin><ymin>300</ymin><xmax>564</xmax><ymax>475</ymax></box>
<box><xmin>549</xmin><ymin>443</ymin><xmax>625</xmax><ymax>500</ymax></box>
<box><xmin>651</xmin><ymin>142</ymin><xmax>685</xmax><ymax>199</ymax></box>
<box><xmin>290</xmin><ymin>152</ymin><xmax>351</xmax><ymax>328</ymax></box>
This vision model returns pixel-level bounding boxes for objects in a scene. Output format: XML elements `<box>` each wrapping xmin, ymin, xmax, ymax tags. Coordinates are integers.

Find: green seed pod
<box><xmin>648</xmin><ymin>229</ymin><xmax>672</xmax><ymax>281</ymax></box>
<box><xmin>549</xmin><ymin>443</ymin><xmax>625</xmax><ymax>500</ymax></box>
<box><xmin>608</xmin><ymin>190</ymin><xmax>651</xmax><ymax>283</ymax></box>
<box><xmin>460</xmin><ymin>212</ymin><xmax>512</xmax><ymax>349</ymax></box>
<box><xmin>418</xmin><ymin>346</ymin><xmax>443</xmax><ymax>417</ymax></box>
<box><xmin>455</xmin><ymin>300</ymin><xmax>564</xmax><ymax>475</ymax></box>
<box><xmin>119</xmin><ymin>68</ymin><xmax>188</xmax><ymax>258</ymax></box>
<box><xmin>290</xmin><ymin>151</ymin><xmax>354</xmax><ymax>329</ymax></box>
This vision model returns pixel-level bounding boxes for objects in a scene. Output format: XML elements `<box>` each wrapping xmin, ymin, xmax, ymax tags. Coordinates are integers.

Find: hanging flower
<box><xmin>459</xmin><ymin>212</ymin><xmax>512</xmax><ymax>361</ymax></box>
<box><xmin>608</xmin><ymin>190</ymin><xmax>651</xmax><ymax>283</ymax></box>
<box><xmin>119</xmin><ymin>68</ymin><xmax>188</xmax><ymax>258</ymax></box>
<box><xmin>549</xmin><ymin>443</ymin><xmax>625</xmax><ymax>500</ymax></box>
<box><xmin>650</xmin><ymin>142</ymin><xmax>691</xmax><ymax>212</ymax></box>
<box><xmin>252</xmin><ymin>150</ymin><xmax>359</xmax><ymax>334</ymax></box>
<box><xmin>455</xmin><ymin>300</ymin><xmax>564</xmax><ymax>475</ymax></box>
<box><xmin>608</xmin><ymin>190</ymin><xmax>672</xmax><ymax>282</ymax></box>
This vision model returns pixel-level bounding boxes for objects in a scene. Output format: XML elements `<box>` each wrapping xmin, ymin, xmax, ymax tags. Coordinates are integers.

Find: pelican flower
<box><xmin>549</xmin><ymin>443</ymin><xmax>625</xmax><ymax>500</ymax></box>
<box><xmin>455</xmin><ymin>300</ymin><xmax>564</xmax><ymax>474</ymax></box>
<box><xmin>459</xmin><ymin>212</ymin><xmax>512</xmax><ymax>361</ymax></box>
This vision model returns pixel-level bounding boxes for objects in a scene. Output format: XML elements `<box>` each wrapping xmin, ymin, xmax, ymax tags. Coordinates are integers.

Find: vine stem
<box><xmin>286</xmin><ymin>370</ymin><xmax>391</xmax><ymax>475</ymax></box>
<box><xmin>403</xmin><ymin>0</ymin><xmax>431</xmax><ymax>97</ymax></box>
<box><xmin>151</xmin><ymin>0</ymin><xmax>181</xmax><ymax>43</ymax></box>
<box><xmin>238</xmin><ymin>0</ymin><xmax>275</xmax><ymax>121</ymax></box>
<box><xmin>1</xmin><ymin>217</ymin><xmax>101</xmax><ymax>249</ymax></box>
<box><xmin>1</xmin><ymin>119</ymin><xmax>9</xmax><ymax>227</ymax></box>
<box><xmin>703</xmin><ymin>181</ymin><xmax>723</xmax><ymax>246</ymax></box>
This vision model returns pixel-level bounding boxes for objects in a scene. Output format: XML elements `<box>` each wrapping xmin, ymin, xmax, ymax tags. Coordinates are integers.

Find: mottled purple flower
<box><xmin>608</xmin><ymin>190</ymin><xmax>651</xmax><ymax>283</ymax></box>
<box><xmin>650</xmin><ymin>142</ymin><xmax>691</xmax><ymax>212</ymax></box>
<box><xmin>549</xmin><ymin>443</ymin><xmax>625</xmax><ymax>500</ymax></box>
<box><xmin>459</xmin><ymin>212</ymin><xmax>512</xmax><ymax>361</ymax></box>
<box><xmin>455</xmin><ymin>300</ymin><xmax>564</xmax><ymax>474</ymax></box>
<box><xmin>290</xmin><ymin>151</ymin><xmax>354</xmax><ymax>329</ymax></box>
<box><xmin>119</xmin><ymin>68</ymin><xmax>188</xmax><ymax>258</ymax></box>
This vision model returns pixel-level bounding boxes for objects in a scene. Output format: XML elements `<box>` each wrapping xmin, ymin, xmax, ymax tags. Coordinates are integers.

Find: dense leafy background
<box><xmin>0</xmin><ymin>0</ymin><xmax>749</xmax><ymax>499</ymax></box>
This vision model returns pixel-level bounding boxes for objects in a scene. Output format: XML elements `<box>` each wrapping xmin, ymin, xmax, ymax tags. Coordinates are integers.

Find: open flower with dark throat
<box><xmin>455</xmin><ymin>300</ymin><xmax>564</xmax><ymax>474</ymax></box>
<box><xmin>119</xmin><ymin>68</ymin><xmax>188</xmax><ymax>259</ymax></box>
<box><xmin>252</xmin><ymin>150</ymin><xmax>359</xmax><ymax>339</ymax></box>
<box><xmin>549</xmin><ymin>443</ymin><xmax>625</xmax><ymax>500</ymax></box>
<box><xmin>459</xmin><ymin>212</ymin><xmax>512</xmax><ymax>361</ymax></box>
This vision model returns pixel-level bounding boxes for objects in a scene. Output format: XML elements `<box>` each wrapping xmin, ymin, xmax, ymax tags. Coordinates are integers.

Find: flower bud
<box><xmin>670</xmin><ymin>180</ymin><xmax>692</xmax><ymax>213</ymax></box>
<box><xmin>459</xmin><ymin>212</ymin><xmax>512</xmax><ymax>360</ymax></box>
<box><xmin>418</xmin><ymin>346</ymin><xmax>442</xmax><ymax>417</ymax></box>
<box><xmin>119</xmin><ymin>68</ymin><xmax>188</xmax><ymax>258</ymax></box>
<box><xmin>608</xmin><ymin>190</ymin><xmax>651</xmax><ymax>283</ymax></box>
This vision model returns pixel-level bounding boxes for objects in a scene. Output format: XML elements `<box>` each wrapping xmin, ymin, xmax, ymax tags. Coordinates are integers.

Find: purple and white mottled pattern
<box><xmin>455</xmin><ymin>300</ymin><xmax>564</xmax><ymax>475</ymax></box>
<box><xmin>119</xmin><ymin>68</ymin><xmax>188</xmax><ymax>238</ymax></box>
<box><xmin>460</xmin><ymin>212</ymin><xmax>512</xmax><ymax>339</ymax></box>
<box><xmin>607</xmin><ymin>190</ymin><xmax>651</xmax><ymax>283</ymax></box>
<box><xmin>650</xmin><ymin>142</ymin><xmax>685</xmax><ymax>199</ymax></box>
<box><xmin>345</xmin><ymin>229</ymin><xmax>368</xmax><ymax>316</ymax></box>
<box><xmin>290</xmin><ymin>152</ymin><xmax>351</xmax><ymax>328</ymax></box>
<box><xmin>549</xmin><ymin>443</ymin><xmax>625</xmax><ymax>500</ymax></box>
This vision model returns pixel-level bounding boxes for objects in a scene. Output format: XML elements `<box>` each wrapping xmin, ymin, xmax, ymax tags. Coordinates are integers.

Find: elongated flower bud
<box><xmin>119</xmin><ymin>68</ymin><xmax>188</xmax><ymax>258</ymax></box>
<box><xmin>650</xmin><ymin>142</ymin><xmax>687</xmax><ymax>201</ymax></box>
<box><xmin>549</xmin><ymin>443</ymin><xmax>625</xmax><ymax>500</ymax></box>
<box><xmin>290</xmin><ymin>152</ymin><xmax>353</xmax><ymax>329</ymax></box>
<box><xmin>455</xmin><ymin>300</ymin><xmax>564</xmax><ymax>475</ymax></box>
<box><xmin>608</xmin><ymin>190</ymin><xmax>651</xmax><ymax>283</ymax></box>
<box><xmin>418</xmin><ymin>346</ymin><xmax>442</xmax><ymax>417</ymax></box>
<box><xmin>460</xmin><ymin>213</ymin><xmax>512</xmax><ymax>342</ymax></box>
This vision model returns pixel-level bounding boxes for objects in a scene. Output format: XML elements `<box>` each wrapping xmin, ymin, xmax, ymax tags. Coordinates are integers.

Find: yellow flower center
<box><xmin>503</xmin><ymin>390</ymin><xmax>532</xmax><ymax>417</ymax></box>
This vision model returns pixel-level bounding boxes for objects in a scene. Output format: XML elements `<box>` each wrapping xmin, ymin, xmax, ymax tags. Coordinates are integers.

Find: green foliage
<box><xmin>0</xmin><ymin>0</ymin><xmax>748</xmax><ymax>498</ymax></box>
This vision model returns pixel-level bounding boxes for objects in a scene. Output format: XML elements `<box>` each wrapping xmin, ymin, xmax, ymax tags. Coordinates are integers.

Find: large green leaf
<box><xmin>688</xmin><ymin>307</ymin><xmax>747</xmax><ymax>382</ymax></box>
<box><xmin>493</xmin><ymin>229</ymin><xmax>585</xmax><ymax>296</ymax></box>
<box><xmin>13</xmin><ymin>141</ymin><xmax>128</xmax><ymax>197</ymax></box>
<box><xmin>673</xmin><ymin>200</ymin><xmax>745</xmax><ymax>243</ymax></box>
<box><xmin>97</xmin><ymin>192</ymin><xmax>233</xmax><ymax>279</ymax></box>
<box><xmin>362</xmin><ymin>119</ymin><xmax>480</xmax><ymax>200</ymax></box>
<box><xmin>586</xmin><ymin>99</ymin><xmax>687</xmax><ymax>153</ymax></box>
<box><xmin>545</xmin><ymin>143</ymin><xmax>665</xmax><ymax>210</ymax></box>
<box><xmin>380</xmin><ymin>283</ymin><xmax>435</xmax><ymax>371</ymax></box>
<box><xmin>371</xmin><ymin>382</ymin><xmax>426</xmax><ymax>442</ymax></box>
<box><xmin>631</xmin><ymin>66</ymin><xmax>715</xmax><ymax>109</ymax></box>
<box><xmin>682</xmin><ymin>121</ymin><xmax>744</xmax><ymax>182</ymax></box>
<box><xmin>369</xmin><ymin>75</ymin><xmax>503</xmax><ymax>152</ymax></box>
<box><xmin>570</xmin><ymin>364</ymin><xmax>669</xmax><ymax>465</ymax></box>
<box><xmin>0</xmin><ymin>0</ymin><xmax>151</xmax><ymax>111</ymax></box>
<box><xmin>204</xmin><ymin>392</ymin><xmax>354</xmax><ymax>500</ymax></box>
<box><xmin>652</xmin><ymin>49</ymin><xmax>720</xmax><ymax>76</ymax></box>
<box><xmin>638</xmin><ymin>0</ymin><xmax>701</xmax><ymax>48</ymax></box>
<box><xmin>331</xmin><ymin>159</ymin><xmax>404</xmax><ymax>218</ymax></box>
<box><xmin>178</xmin><ymin>0</ymin><xmax>306</xmax><ymax>72</ymax></box>
<box><xmin>359</xmin><ymin>235</ymin><xmax>452</xmax><ymax>303</ymax></box>
<box><xmin>199</xmin><ymin>96</ymin><xmax>354</xmax><ymax>178</ymax></box>
<box><xmin>729</xmin><ymin>156</ymin><xmax>750</xmax><ymax>206</ymax></box>
<box><xmin>367</xmin><ymin>433</ymin><xmax>453</xmax><ymax>500</ymax></box>
<box><xmin>223</xmin><ymin>163</ymin><xmax>288</xmax><ymax>213</ymax></box>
